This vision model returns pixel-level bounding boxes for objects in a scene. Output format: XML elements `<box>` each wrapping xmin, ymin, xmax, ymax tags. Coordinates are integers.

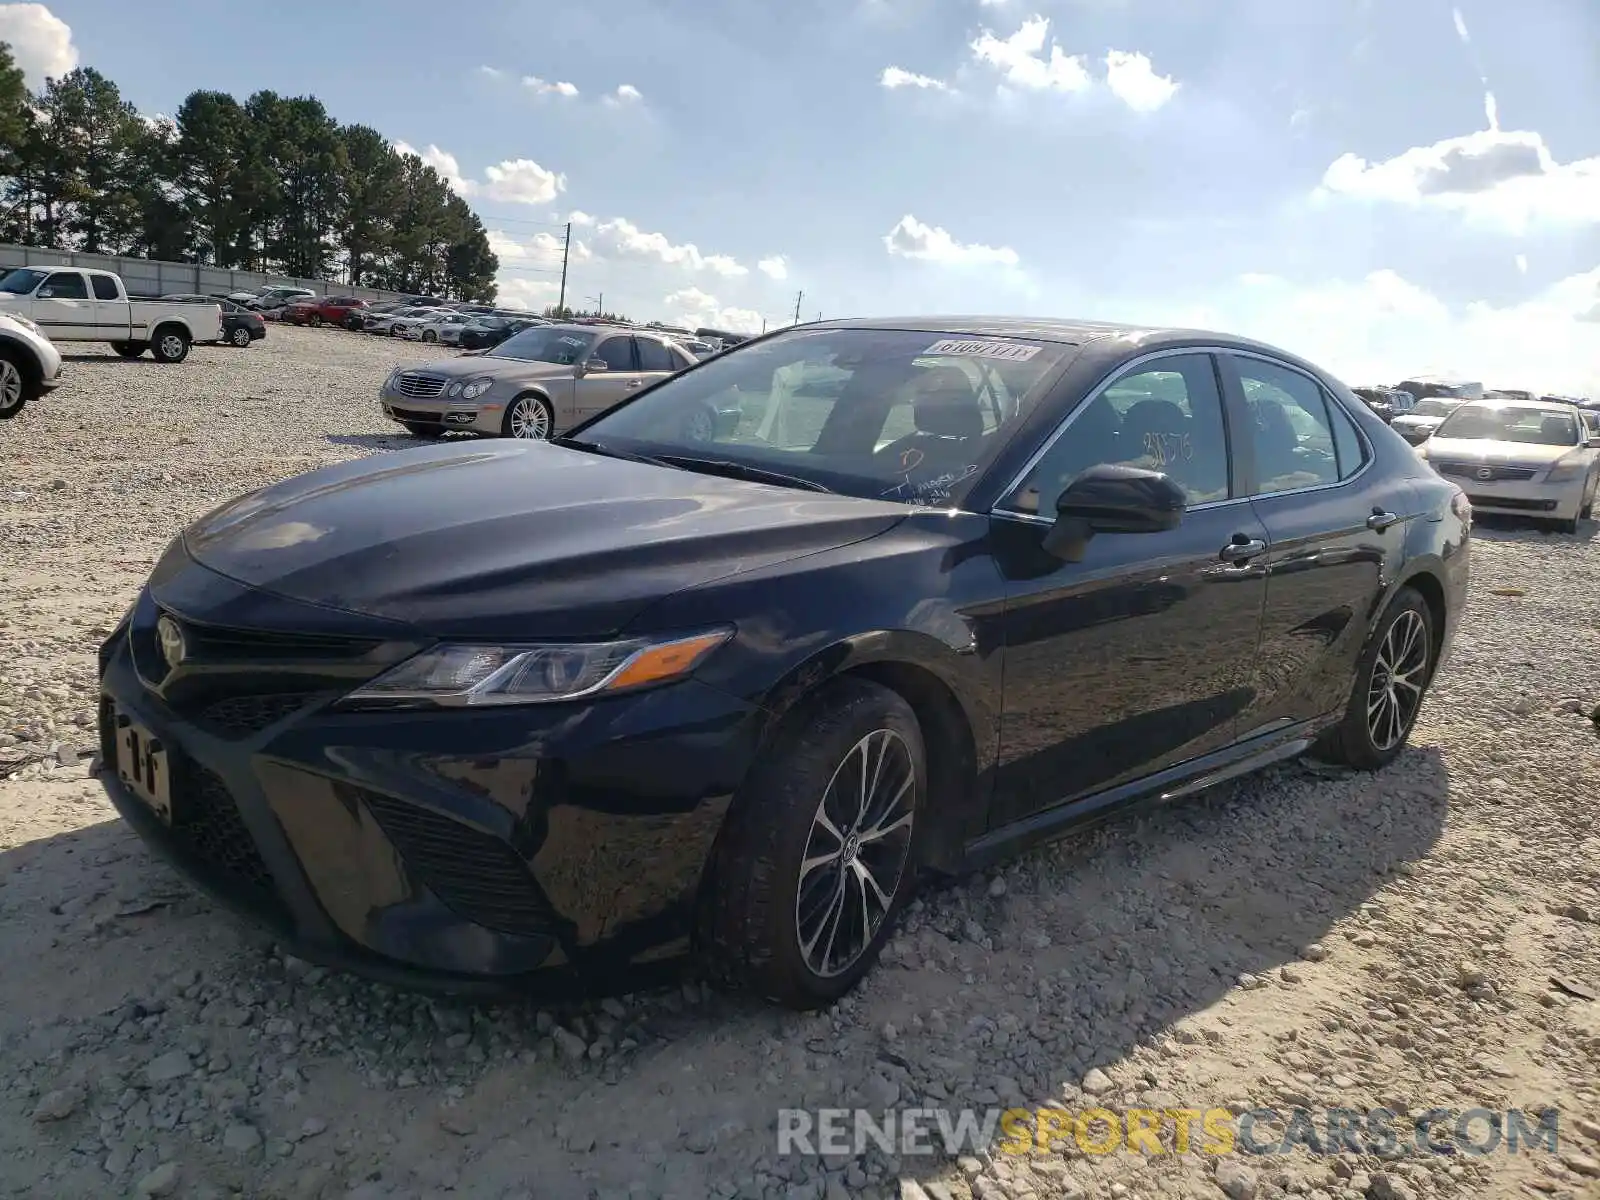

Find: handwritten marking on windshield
<box><xmin>922</xmin><ymin>338</ymin><xmax>1043</xmax><ymax>362</ymax></box>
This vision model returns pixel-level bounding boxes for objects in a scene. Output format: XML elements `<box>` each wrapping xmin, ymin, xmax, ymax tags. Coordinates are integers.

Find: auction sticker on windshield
<box><xmin>559</xmin><ymin>335</ymin><xmax>586</xmax><ymax>347</ymax></box>
<box><xmin>923</xmin><ymin>338</ymin><xmax>1043</xmax><ymax>362</ymax></box>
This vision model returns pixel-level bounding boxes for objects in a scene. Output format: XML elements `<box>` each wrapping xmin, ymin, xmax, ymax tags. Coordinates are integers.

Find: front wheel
<box><xmin>698</xmin><ymin>677</ymin><xmax>924</xmax><ymax>1009</ymax></box>
<box><xmin>0</xmin><ymin>350</ymin><xmax>32</xmax><ymax>419</ymax></box>
<box><xmin>1313</xmin><ymin>587</ymin><xmax>1434</xmax><ymax>771</ymax></box>
<box><xmin>502</xmin><ymin>394</ymin><xmax>553</xmax><ymax>440</ymax></box>
<box><xmin>422</xmin><ymin>330</ymin><xmax>437</xmax><ymax>343</ymax></box>
<box><xmin>151</xmin><ymin>329</ymin><xmax>190</xmax><ymax>364</ymax></box>
<box><xmin>309</xmin><ymin>314</ymin><xmax>323</xmax><ymax>327</ymax></box>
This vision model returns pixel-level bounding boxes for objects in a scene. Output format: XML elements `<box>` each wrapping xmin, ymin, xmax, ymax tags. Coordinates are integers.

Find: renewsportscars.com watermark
<box><xmin>777</xmin><ymin>1106</ymin><xmax>1563</xmax><ymax>1159</ymax></box>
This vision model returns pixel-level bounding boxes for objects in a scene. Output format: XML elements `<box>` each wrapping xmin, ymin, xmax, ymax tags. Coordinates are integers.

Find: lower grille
<box><xmin>1466</xmin><ymin>494</ymin><xmax>1555</xmax><ymax>511</ymax></box>
<box><xmin>176</xmin><ymin>768</ymin><xmax>280</xmax><ymax>898</ymax></box>
<box><xmin>350</xmin><ymin>788</ymin><xmax>560</xmax><ymax>939</ymax></box>
<box><xmin>389</xmin><ymin>406</ymin><xmax>443</xmax><ymax>425</ymax></box>
<box><xmin>197</xmin><ymin>693</ymin><xmax>314</xmax><ymax>738</ymax></box>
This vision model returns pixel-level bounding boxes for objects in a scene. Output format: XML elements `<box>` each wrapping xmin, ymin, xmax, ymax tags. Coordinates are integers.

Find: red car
<box><xmin>280</xmin><ymin>296</ymin><xmax>368</xmax><ymax>327</ymax></box>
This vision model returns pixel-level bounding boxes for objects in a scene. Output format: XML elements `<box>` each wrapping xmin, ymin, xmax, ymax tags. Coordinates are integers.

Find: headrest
<box><xmin>1542</xmin><ymin>415</ymin><xmax>1574</xmax><ymax>441</ymax></box>
<box><xmin>911</xmin><ymin>366</ymin><xmax>984</xmax><ymax>440</ymax></box>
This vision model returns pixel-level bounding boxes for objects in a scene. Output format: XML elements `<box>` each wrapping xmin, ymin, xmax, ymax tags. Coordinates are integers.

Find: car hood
<box><xmin>180</xmin><ymin>440</ymin><xmax>908</xmax><ymax>639</ymax></box>
<box><xmin>1423</xmin><ymin>437</ymin><xmax>1580</xmax><ymax>466</ymax></box>
<box><xmin>398</xmin><ymin>355</ymin><xmax>575</xmax><ymax>382</ymax></box>
<box><xmin>1393</xmin><ymin>414</ymin><xmax>1445</xmax><ymax>427</ymax></box>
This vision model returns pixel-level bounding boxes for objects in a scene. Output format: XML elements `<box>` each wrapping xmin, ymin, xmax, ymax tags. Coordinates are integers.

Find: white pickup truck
<box><xmin>0</xmin><ymin>266</ymin><xmax>223</xmax><ymax>363</ymax></box>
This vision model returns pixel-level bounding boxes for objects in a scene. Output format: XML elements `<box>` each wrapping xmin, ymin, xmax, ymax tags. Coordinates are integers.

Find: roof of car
<box><xmin>1466</xmin><ymin>397</ymin><xmax>1584</xmax><ymax>415</ymax></box>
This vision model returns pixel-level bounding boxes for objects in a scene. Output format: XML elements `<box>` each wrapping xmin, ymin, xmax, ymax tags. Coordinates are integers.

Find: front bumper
<box><xmin>1432</xmin><ymin>470</ymin><xmax>1584</xmax><ymax>521</ymax></box>
<box><xmin>379</xmin><ymin>384</ymin><xmax>504</xmax><ymax>434</ymax></box>
<box><xmin>96</xmin><ymin>568</ymin><xmax>764</xmax><ymax>998</ymax></box>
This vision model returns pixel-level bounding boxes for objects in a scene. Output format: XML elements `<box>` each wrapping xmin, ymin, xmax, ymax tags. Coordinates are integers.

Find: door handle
<box><xmin>1218</xmin><ymin>537</ymin><xmax>1267</xmax><ymax>564</ymax></box>
<box><xmin>1366</xmin><ymin>509</ymin><xmax>1400</xmax><ymax>532</ymax></box>
<box><xmin>625</xmin><ymin>379</ymin><xmax>643</xmax><ymax>388</ymax></box>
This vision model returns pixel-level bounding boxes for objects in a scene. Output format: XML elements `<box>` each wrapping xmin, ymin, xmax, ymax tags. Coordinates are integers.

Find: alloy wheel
<box><xmin>231</xmin><ymin>328</ymin><xmax>251</xmax><ymax>347</ymax></box>
<box><xmin>794</xmin><ymin>729</ymin><xmax>916</xmax><ymax>978</ymax></box>
<box><xmin>508</xmin><ymin>397</ymin><xmax>551</xmax><ymax>439</ymax></box>
<box><xmin>0</xmin><ymin>360</ymin><xmax>22</xmax><ymax>413</ymax></box>
<box><xmin>1367</xmin><ymin>609</ymin><xmax>1428</xmax><ymax>751</ymax></box>
<box><xmin>159</xmin><ymin>335</ymin><xmax>185</xmax><ymax>360</ymax></box>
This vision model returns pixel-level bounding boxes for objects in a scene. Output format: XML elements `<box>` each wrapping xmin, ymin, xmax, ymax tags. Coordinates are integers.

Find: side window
<box><xmin>1234</xmin><ymin>358</ymin><xmax>1341</xmax><ymax>494</ymax></box>
<box><xmin>1326</xmin><ymin>391</ymin><xmax>1368</xmax><ymax>480</ymax></box>
<box><xmin>43</xmin><ymin>272</ymin><xmax>89</xmax><ymax>300</ymax></box>
<box><xmin>1005</xmin><ymin>354</ymin><xmax>1231</xmax><ymax>514</ymax></box>
<box><xmin>90</xmin><ymin>274</ymin><xmax>119</xmax><ymax>301</ymax></box>
<box><xmin>590</xmin><ymin>336</ymin><xmax>636</xmax><ymax>371</ymax></box>
<box><xmin>635</xmin><ymin>337</ymin><xmax>677</xmax><ymax>372</ymax></box>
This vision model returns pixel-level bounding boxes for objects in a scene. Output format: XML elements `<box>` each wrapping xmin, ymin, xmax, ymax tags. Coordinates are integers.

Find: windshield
<box><xmin>1411</xmin><ymin>400</ymin><xmax>1457</xmax><ymax>418</ymax></box>
<box><xmin>572</xmin><ymin>327</ymin><xmax>1073</xmax><ymax>505</ymax></box>
<box><xmin>0</xmin><ymin>268</ymin><xmax>49</xmax><ymax>295</ymax></box>
<box><xmin>1434</xmin><ymin>404</ymin><xmax>1581</xmax><ymax>446</ymax></box>
<box><xmin>490</xmin><ymin>327</ymin><xmax>596</xmax><ymax>364</ymax></box>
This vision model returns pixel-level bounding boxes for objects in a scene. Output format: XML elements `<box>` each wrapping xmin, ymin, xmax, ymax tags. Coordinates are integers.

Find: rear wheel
<box><xmin>698</xmin><ymin>677</ymin><xmax>924</xmax><ymax>1009</ymax></box>
<box><xmin>0</xmin><ymin>350</ymin><xmax>31</xmax><ymax>419</ymax></box>
<box><xmin>151</xmin><ymin>328</ymin><xmax>190</xmax><ymax>364</ymax></box>
<box><xmin>1313</xmin><ymin>587</ymin><xmax>1434</xmax><ymax>771</ymax></box>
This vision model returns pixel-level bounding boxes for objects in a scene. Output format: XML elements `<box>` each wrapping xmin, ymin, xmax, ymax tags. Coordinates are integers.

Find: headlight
<box><xmin>9</xmin><ymin>312</ymin><xmax>41</xmax><ymax>334</ymax></box>
<box><xmin>341</xmin><ymin>627</ymin><xmax>733</xmax><ymax>708</ymax></box>
<box><xmin>461</xmin><ymin>376</ymin><xmax>495</xmax><ymax>400</ymax></box>
<box><xmin>448</xmin><ymin>382</ymin><xmax>463</xmax><ymax>396</ymax></box>
<box><xmin>1545</xmin><ymin>458</ymin><xmax>1586</xmax><ymax>482</ymax></box>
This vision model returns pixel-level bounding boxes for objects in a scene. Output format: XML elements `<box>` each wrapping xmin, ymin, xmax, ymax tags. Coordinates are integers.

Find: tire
<box><xmin>401</xmin><ymin>422</ymin><xmax>443</xmax><ymax>438</ymax></box>
<box><xmin>422</xmin><ymin>330</ymin><xmax>436</xmax><ymax>343</ymax></box>
<box><xmin>1313</xmin><ymin>587</ymin><xmax>1435</xmax><ymax>771</ymax></box>
<box><xmin>309</xmin><ymin>314</ymin><xmax>323</xmax><ymax>328</ymax></box>
<box><xmin>697</xmin><ymin>677</ymin><xmax>925</xmax><ymax>1009</ymax></box>
<box><xmin>0</xmin><ymin>348</ymin><xmax>33</xmax><ymax>419</ymax></box>
<box><xmin>502</xmin><ymin>393</ymin><xmax>553</xmax><ymax>440</ymax></box>
<box><xmin>111</xmin><ymin>342</ymin><xmax>146</xmax><ymax>359</ymax></box>
<box><xmin>1551</xmin><ymin>517</ymin><xmax>1579</xmax><ymax>534</ymax></box>
<box><xmin>229</xmin><ymin>327</ymin><xmax>252</xmax><ymax>348</ymax></box>
<box><xmin>150</xmin><ymin>328</ymin><xmax>190</xmax><ymax>364</ymax></box>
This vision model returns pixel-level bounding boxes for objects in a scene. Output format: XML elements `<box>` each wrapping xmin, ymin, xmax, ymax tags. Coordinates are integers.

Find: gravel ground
<box><xmin>2</xmin><ymin>328</ymin><xmax>1599</xmax><ymax>1200</ymax></box>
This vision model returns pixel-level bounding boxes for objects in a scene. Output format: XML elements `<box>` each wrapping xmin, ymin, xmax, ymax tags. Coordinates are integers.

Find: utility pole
<box><xmin>557</xmin><ymin>221</ymin><xmax>571</xmax><ymax>316</ymax></box>
<box><xmin>761</xmin><ymin>318</ymin><xmax>767</xmax><ymax>334</ymax></box>
<box><xmin>793</xmin><ymin>290</ymin><xmax>802</xmax><ymax>325</ymax></box>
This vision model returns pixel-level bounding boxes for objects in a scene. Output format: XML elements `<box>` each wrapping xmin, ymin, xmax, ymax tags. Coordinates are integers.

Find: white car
<box><xmin>1418</xmin><ymin>398</ymin><xmax>1600</xmax><ymax>533</ymax></box>
<box><xmin>364</xmin><ymin>306</ymin><xmax>435</xmax><ymax>335</ymax></box>
<box><xmin>1389</xmin><ymin>397</ymin><xmax>1465</xmax><ymax>445</ymax></box>
<box><xmin>400</xmin><ymin>311</ymin><xmax>475</xmax><ymax>343</ymax></box>
<box><xmin>0</xmin><ymin>309</ymin><xmax>65</xmax><ymax>418</ymax></box>
<box><xmin>387</xmin><ymin>309</ymin><xmax>459</xmax><ymax>339</ymax></box>
<box><xmin>0</xmin><ymin>267</ymin><xmax>222</xmax><ymax>362</ymax></box>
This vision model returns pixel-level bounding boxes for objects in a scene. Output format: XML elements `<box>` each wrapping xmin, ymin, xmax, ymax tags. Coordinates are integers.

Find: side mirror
<box><xmin>584</xmin><ymin>358</ymin><xmax>609</xmax><ymax>373</ymax></box>
<box><xmin>1041</xmin><ymin>463</ymin><xmax>1187</xmax><ymax>561</ymax></box>
<box><xmin>1587</xmin><ymin>436</ymin><xmax>1600</xmax><ymax>449</ymax></box>
<box><xmin>36</xmin><ymin>288</ymin><xmax>53</xmax><ymax>299</ymax></box>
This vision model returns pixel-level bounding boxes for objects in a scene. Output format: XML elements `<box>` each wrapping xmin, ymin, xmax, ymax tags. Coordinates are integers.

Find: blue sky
<box><xmin>4</xmin><ymin>0</ymin><xmax>1598</xmax><ymax>392</ymax></box>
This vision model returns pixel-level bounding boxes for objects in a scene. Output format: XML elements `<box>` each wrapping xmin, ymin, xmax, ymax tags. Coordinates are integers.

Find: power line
<box><xmin>472</xmin><ymin>212</ymin><xmax>573</xmax><ymax>230</ymax></box>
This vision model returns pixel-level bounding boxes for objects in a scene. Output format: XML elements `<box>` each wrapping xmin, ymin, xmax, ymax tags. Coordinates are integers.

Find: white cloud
<box><xmin>1450</xmin><ymin>6</ymin><xmax>1470</xmax><ymax>43</ymax></box>
<box><xmin>970</xmin><ymin>16</ymin><xmax>1092</xmax><ymax>93</ymax></box>
<box><xmin>481</xmin><ymin>158</ymin><xmax>568</xmax><ymax>205</ymax></box>
<box><xmin>1104</xmin><ymin>49</ymin><xmax>1178</xmax><ymax>112</ymax></box>
<box><xmin>522</xmin><ymin>75</ymin><xmax>579</xmax><ymax>98</ymax></box>
<box><xmin>663</xmin><ymin>288</ymin><xmax>765</xmax><ymax>335</ymax></box>
<box><xmin>1515</xmin><ymin>253</ymin><xmax>1528</xmax><ymax>275</ymax></box>
<box><xmin>0</xmin><ymin>2</ymin><xmax>77</xmax><ymax>85</ymax></box>
<box><xmin>591</xmin><ymin>216</ymin><xmax>747</xmax><ymax>276</ymax></box>
<box><xmin>1316</xmin><ymin>126</ymin><xmax>1600</xmax><ymax>233</ymax></box>
<box><xmin>880</xmin><ymin>66</ymin><xmax>950</xmax><ymax>91</ymax></box>
<box><xmin>392</xmin><ymin>141</ymin><xmax>478</xmax><ymax>198</ymax></box>
<box><xmin>567</xmin><ymin>210</ymin><xmax>598</xmax><ymax>227</ymax></box>
<box><xmin>477</xmin><ymin>66</ymin><xmax>505</xmax><ymax>80</ymax></box>
<box><xmin>496</xmin><ymin>278</ymin><xmax>560</xmax><ymax>310</ymax></box>
<box><xmin>602</xmin><ymin>84</ymin><xmax>643</xmax><ymax>107</ymax></box>
<box><xmin>1222</xmin><ymin>269</ymin><xmax>1600</xmax><ymax>396</ymax></box>
<box><xmin>487</xmin><ymin>229</ymin><xmax>591</xmax><ymax>266</ymax></box>
<box><xmin>883</xmin><ymin>213</ymin><xmax>1020</xmax><ymax>266</ymax></box>
<box><xmin>757</xmin><ymin>255</ymin><xmax>789</xmax><ymax>281</ymax></box>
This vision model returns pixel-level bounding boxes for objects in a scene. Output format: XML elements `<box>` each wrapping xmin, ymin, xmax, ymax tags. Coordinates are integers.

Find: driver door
<box><xmin>35</xmin><ymin>270</ymin><xmax>96</xmax><ymax>339</ymax></box>
<box><xmin>574</xmin><ymin>335</ymin><xmax>641</xmax><ymax>419</ymax></box>
<box><xmin>988</xmin><ymin>352</ymin><xmax>1270</xmax><ymax>828</ymax></box>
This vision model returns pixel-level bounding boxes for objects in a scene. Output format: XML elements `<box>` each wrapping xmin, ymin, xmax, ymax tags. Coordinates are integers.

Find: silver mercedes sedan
<box><xmin>378</xmin><ymin>323</ymin><xmax>699</xmax><ymax>439</ymax></box>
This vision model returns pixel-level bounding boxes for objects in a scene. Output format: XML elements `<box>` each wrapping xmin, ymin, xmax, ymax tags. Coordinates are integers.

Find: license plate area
<box><xmin>111</xmin><ymin>707</ymin><xmax>173</xmax><ymax>824</ymax></box>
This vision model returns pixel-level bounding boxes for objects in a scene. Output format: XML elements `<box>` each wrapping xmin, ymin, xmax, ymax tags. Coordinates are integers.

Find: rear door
<box><xmin>1219</xmin><ymin>352</ymin><xmax>1416</xmax><ymax>738</ymax></box>
<box><xmin>574</xmin><ymin>334</ymin><xmax>641</xmax><ymax>419</ymax></box>
<box><xmin>33</xmin><ymin>270</ymin><xmax>96</xmax><ymax>339</ymax></box>
<box><xmin>634</xmin><ymin>335</ymin><xmax>683</xmax><ymax>385</ymax></box>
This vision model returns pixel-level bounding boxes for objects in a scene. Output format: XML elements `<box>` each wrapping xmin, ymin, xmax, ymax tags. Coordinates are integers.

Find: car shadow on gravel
<box><xmin>324</xmin><ymin>433</ymin><xmax>477</xmax><ymax>453</ymax></box>
<box><xmin>1468</xmin><ymin>514</ymin><xmax>1598</xmax><ymax>544</ymax></box>
<box><xmin>0</xmin><ymin>746</ymin><xmax>1451</xmax><ymax>1198</ymax></box>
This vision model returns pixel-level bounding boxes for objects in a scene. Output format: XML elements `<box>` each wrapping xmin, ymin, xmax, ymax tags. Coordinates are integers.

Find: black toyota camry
<box><xmin>96</xmin><ymin>317</ymin><xmax>1471</xmax><ymax>1008</ymax></box>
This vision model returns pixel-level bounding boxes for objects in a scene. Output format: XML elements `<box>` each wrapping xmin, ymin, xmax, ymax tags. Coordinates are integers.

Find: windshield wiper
<box><xmin>652</xmin><ymin>454</ymin><xmax>835</xmax><ymax>493</ymax></box>
<box><xmin>551</xmin><ymin>436</ymin><xmax>670</xmax><ymax>466</ymax></box>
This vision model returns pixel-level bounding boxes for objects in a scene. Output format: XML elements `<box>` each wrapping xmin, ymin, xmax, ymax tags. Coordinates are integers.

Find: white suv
<box><xmin>0</xmin><ymin>310</ymin><xmax>64</xmax><ymax>419</ymax></box>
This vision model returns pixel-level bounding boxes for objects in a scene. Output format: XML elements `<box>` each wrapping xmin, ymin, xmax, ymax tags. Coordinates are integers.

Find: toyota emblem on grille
<box><xmin>1476</xmin><ymin>467</ymin><xmax>1493</xmax><ymax>480</ymax></box>
<box><xmin>156</xmin><ymin>615</ymin><xmax>187</xmax><ymax>670</ymax></box>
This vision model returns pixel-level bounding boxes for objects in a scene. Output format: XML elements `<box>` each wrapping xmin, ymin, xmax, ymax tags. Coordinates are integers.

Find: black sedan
<box><xmin>163</xmin><ymin>295</ymin><xmax>267</xmax><ymax>347</ymax></box>
<box><xmin>457</xmin><ymin>316</ymin><xmax>539</xmax><ymax>351</ymax></box>
<box><xmin>95</xmin><ymin>317</ymin><xmax>1470</xmax><ymax>1008</ymax></box>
